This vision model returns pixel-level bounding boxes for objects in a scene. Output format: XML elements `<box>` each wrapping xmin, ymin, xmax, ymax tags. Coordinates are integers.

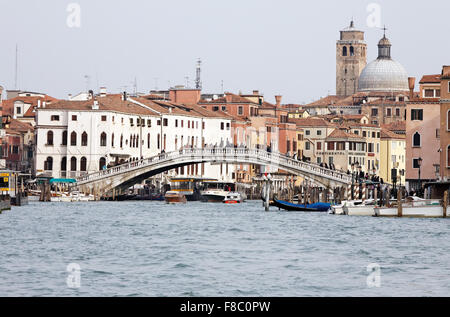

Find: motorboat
<box><xmin>164</xmin><ymin>191</ymin><xmax>187</xmax><ymax>204</ymax></box>
<box><xmin>200</xmin><ymin>181</ymin><xmax>235</xmax><ymax>203</ymax></box>
<box><xmin>50</xmin><ymin>191</ymin><xmax>95</xmax><ymax>202</ymax></box>
<box><xmin>374</xmin><ymin>197</ymin><xmax>447</xmax><ymax>218</ymax></box>
<box><xmin>223</xmin><ymin>192</ymin><xmax>243</xmax><ymax>204</ymax></box>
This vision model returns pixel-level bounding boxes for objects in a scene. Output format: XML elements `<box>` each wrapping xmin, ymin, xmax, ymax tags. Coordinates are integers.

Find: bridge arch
<box><xmin>75</xmin><ymin>148</ymin><xmax>352</xmax><ymax>195</ymax></box>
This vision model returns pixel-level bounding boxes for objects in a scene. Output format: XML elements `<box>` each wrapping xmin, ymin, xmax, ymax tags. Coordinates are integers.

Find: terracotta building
<box><xmin>439</xmin><ymin>66</ymin><xmax>450</xmax><ymax>180</ymax></box>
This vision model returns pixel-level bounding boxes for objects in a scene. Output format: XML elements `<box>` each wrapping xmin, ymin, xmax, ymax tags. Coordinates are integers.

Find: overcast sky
<box><xmin>0</xmin><ymin>0</ymin><xmax>448</xmax><ymax>104</ymax></box>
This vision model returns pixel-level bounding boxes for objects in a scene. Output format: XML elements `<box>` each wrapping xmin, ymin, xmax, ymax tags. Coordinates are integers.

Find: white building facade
<box><xmin>35</xmin><ymin>95</ymin><xmax>233</xmax><ymax>182</ymax></box>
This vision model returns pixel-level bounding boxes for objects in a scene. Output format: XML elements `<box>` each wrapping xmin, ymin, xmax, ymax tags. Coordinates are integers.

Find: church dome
<box><xmin>358</xmin><ymin>59</ymin><xmax>409</xmax><ymax>92</ymax></box>
<box><xmin>358</xmin><ymin>35</ymin><xmax>408</xmax><ymax>92</ymax></box>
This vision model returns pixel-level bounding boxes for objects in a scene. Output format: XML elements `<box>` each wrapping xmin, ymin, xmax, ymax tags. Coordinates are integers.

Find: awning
<box><xmin>50</xmin><ymin>178</ymin><xmax>77</xmax><ymax>184</ymax></box>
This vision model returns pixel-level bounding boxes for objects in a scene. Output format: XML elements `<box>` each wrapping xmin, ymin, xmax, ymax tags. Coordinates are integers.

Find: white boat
<box><xmin>374</xmin><ymin>197</ymin><xmax>447</xmax><ymax>218</ymax></box>
<box><xmin>50</xmin><ymin>191</ymin><xmax>95</xmax><ymax>202</ymax></box>
<box><xmin>341</xmin><ymin>200</ymin><xmax>376</xmax><ymax>216</ymax></box>
<box><xmin>223</xmin><ymin>192</ymin><xmax>243</xmax><ymax>204</ymax></box>
<box><xmin>201</xmin><ymin>189</ymin><xmax>229</xmax><ymax>203</ymax></box>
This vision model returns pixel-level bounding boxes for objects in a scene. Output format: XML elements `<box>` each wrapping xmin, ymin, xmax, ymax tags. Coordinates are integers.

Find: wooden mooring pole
<box><xmin>443</xmin><ymin>190</ymin><xmax>448</xmax><ymax>218</ymax></box>
<box><xmin>397</xmin><ymin>188</ymin><xmax>403</xmax><ymax>218</ymax></box>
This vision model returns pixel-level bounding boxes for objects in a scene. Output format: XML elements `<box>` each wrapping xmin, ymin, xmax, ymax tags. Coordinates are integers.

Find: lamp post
<box><xmin>418</xmin><ymin>157</ymin><xmax>423</xmax><ymax>197</ymax></box>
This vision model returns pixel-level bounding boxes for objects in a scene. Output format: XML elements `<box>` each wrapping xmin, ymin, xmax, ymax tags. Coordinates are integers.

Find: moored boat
<box><xmin>164</xmin><ymin>191</ymin><xmax>187</xmax><ymax>204</ymax></box>
<box><xmin>271</xmin><ymin>199</ymin><xmax>331</xmax><ymax>212</ymax></box>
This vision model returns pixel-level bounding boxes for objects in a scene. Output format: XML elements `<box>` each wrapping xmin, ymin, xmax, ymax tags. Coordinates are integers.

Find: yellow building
<box><xmin>380</xmin><ymin>129</ymin><xmax>406</xmax><ymax>185</ymax></box>
<box><xmin>288</xmin><ymin>109</ymin><xmax>310</xmax><ymax>119</ymax></box>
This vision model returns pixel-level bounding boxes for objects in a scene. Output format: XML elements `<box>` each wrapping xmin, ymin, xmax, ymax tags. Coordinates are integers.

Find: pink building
<box><xmin>406</xmin><ymin>77</ymin><xmax>441</xmax><ymax>192</ymax></box>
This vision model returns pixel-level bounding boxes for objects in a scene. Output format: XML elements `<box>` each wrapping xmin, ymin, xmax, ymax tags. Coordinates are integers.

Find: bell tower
<box><xmin>336</xmin><ymin>21</ymin><xmax>367</xmax><ymax>96</ymax></box>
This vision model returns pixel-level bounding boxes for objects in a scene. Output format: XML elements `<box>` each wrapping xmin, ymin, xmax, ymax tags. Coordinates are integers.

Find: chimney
<box><xmin>92</xmin><ymin>99</ymin><xmax>99</xmax><ymax>110</ymax></box>
<box><xmin>225</xmin><ymin>92</ymin><xmax>233</xmax><ymax>103</ymax></box>
<box><xmin>37</xmin><ymin>100</ymin><xmax>41</xmax><ymax>108</ymax></box>
<box><xmin>88</xmin><ymin>90</ymin><xmax>94</xmax><ymax>100</ymax></box>
<box><xmin>408</xmin><ymin>77</ymin><xmax>415</xmax><ymax>100</ymax></box>
<box><xmin>253</xmin><ymin>90</ymin><xmax>259</xmax><ymax>96</ymax></box>
<box><xmin>100</xmin><ymin>87</ymin><xmax>107</xmax><ymax>97</ymax></box>
<box><xmin>122</xmin><ymin>91</ymin><xmax>128</xmax><ymax>101</ymax></box>
<box><xmin>275</xmin><ymin>95</ymin><xmax>282</xmax><ymax>107</ymax></box>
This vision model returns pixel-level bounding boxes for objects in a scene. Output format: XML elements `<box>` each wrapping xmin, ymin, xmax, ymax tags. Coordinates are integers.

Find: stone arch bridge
<box><xmin>74</xmin><ymin>148</ymin><xmax>352</xmax><ymax>195</ymax></box>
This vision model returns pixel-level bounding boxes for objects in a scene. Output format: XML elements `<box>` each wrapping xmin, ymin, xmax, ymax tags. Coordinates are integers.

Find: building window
<box><xmin>413</xmin><ymin>158</ymin><xmax>421</xmax><ymax>169</ymax></box>
<box><xmin>350</xmin><ymin>46</ymin><xmax>354</xmax><ymax>56</ymax></box>
<box><xmin>99</xmin><ymin>157</ymin><xmax>106</xmax><ymax>171</ymax></box>
<box><xmin>424</xmin><ymin>89</ymin><xmax>434</xmax><ymax>98</ymax></box>
<box><xmin>222</xmin><ymin>106</ymin><xmax>227</xmax><ymax>112</ymax></box>
<box><xmin>163</xmin><ymin>118</ymin><xmax>168</xmax><ymax>127</ymax></box>
<box><xmin>202</xmin><ymin>122</ymin><xmax>205</xmax><ymax>130</ymax></box>
<box><xmin>213</xmin><ymin>106</ymin><xmax>219</xmax><ymax>112</ymax></box>
<box><xmin>61</xmin><ymin>157</ymin><xmax>67</xmax><ymax>172</ymax></box>
<box><xmin>305</xmin><ymin>142</ymin><xmax>310</xmax><ymax>150</ymax></box>
<box><xmin>72</xmin><ymin>115</ymin><xmax>78</xmax><ymax>121</ymax></box>
<box><xmin>317</xmin><ymin>130</ymin><xmax>322</xmax><ymax>136</ymax></box>
<box><xmin>226</xmin><ymin>123</ymin><xmax>230</xmax><ymax>130</ymax></box>
<box><xmin>62</xmin><ymin>131</ymin><xmax>68</xmax><ymax>146</ymax></box>
<box><xmin>100</xmin><ymin>133</ymin><xmax>107</xmax><ymax>147</ymax></box>
<box><xmin>175</xmin><ymin>120</ymin><xmax>178</xmax><ymax>128</ymax></box>
<box><xmin>157</xmin><ymin>134</ymin><xmax>160</xmax><ymax>149</ymax></box>
<box><xmin>47</xmin><ymin>131</ymin><xmax>54</xmax><ymax>146</ymax></box>
<box><xmin>148</xmin><ymin>133</ymin><xmax>151</xmax><ymax>149</ymax></box>
<box><xmin>221</xmin><ymin>123</ymin><xmax>225</xmax><ymax>130</ymax></box>
<box><xmin>363</xmin><ymin>131</ymin><xmax>367</xmax><ymax>137</ymax></box>
<box><xmin>101</xmin><ymin>115</ymin><xmax>107</xmax><ymax>122</ymax></box>
<box><xmin>81</xmin><ymin>132</ymin><xmax>88</xmax><ymax>146</ymax></box>
<box><xmin>411</xmin><ymin>109</ymin><xmax>423</xmax><ymax>121</ymax></box>
<box><xmin>395</xmin><ymin>108</ymin><xmax>400</xmax><ymax>117</ymax></box>
<box><xmin>371</xmin><ymin>108</ymin><xmax>378</xmax><ymax>117</ymax></box>
<box><xmin>238</xmin><ymin>106</ymin><xmax>243</xmax><ymax>115</ymax></box>
<box><xmin>448</xmin><ymin>145</ymin><xmax>450</xmax><ymax>168</ymax></box>
<box><xmin>317</xmin><ymin>142</ymin><xmax>322</xmax><ymax>151</ymax></box>
<box><xmin>413</xmin><ymin>132</ymin><xmax>421</xmax><ymax>147</ymax></box>
<box><xmin>71</xmin><ymin>132</ymin><xmax>77</xmax><ymax>146</ymax></box>
<box><xmin>147</xmin><ymin>119</ymin><xmax>152</xmax><ymax>127</ymax></box>
<box><xmin>16</xmin><ymin>107</ymin><xmax>21</xmax><ymax>115</ymax></box>
<box><xmin>70</xmin><ymin>157</ymin><xmax>77</xmax><ymax>172</ymax></box>
<box><xmin>51</xmin><ymin>115</ymin><xmax>60</xmax><ymax>121</ymax></box>
<box><xmin>44</xmin><ymin>157</ymin><xmax>53</xmax><ymax>171</ymax></box>
<box><xmin>436</xmin><ymin>129</ymin><xmax>440</xmax><ymax>139</ymax></box>
<box><xmin>80</xmin><ymin>157</ymin><xmax>87</xmax><ymax>172</ymax></box>
<box><xmin>130</xmin><ymin>118</ymin><xmax>134</xmax><ymax>126</ymax></box>
<box><xmin>386</xmin><ymin>108</ymin><xmax>392</xmax><ymax>117</ymax></box>
<box><xmin>120</xmin><ymin>135</ymin><xmax>123</xmax><ymax>148</ymax></box>
<box><xmin>447</xmin><ymin>110</ymin><xmax>450</xmax><ymax>131</ymax></box>
<box><xmin>111</xmin><ymin>133</ymin><xmax>115</xmax><ymax>147</ymax></box>
<box><xmin>343</xmin><ymin>46</ymin><xmax>347</xmax><ymax>56</ymax></box>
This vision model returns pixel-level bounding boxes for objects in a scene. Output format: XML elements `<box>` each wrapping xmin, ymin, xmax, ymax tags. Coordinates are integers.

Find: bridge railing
<box><xmin>76</xmin><ymin>147</ymin><xmax>352</xmax><ymax>185</ymax></box>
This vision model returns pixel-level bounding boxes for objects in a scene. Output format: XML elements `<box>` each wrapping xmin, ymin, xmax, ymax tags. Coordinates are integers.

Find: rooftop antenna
<box><xmin>84</xmin><ymin>75</ymin><xmax>91</xmax><ymax>93</ymax></box>
<box><xmin>14</xmin><ymin>44</ymin><xmax>18</xmax><ymax>90</ymax></box>
<box><xmin>195</xmin><ymin>58</ymin><xmax>202</xmax><ymax>90</ymax></box>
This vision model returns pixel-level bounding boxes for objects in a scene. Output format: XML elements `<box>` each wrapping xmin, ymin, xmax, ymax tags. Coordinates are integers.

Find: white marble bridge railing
<box><xmin>75</xmin><ymin>148</ymin><xmax>352</xmax><ymax>186</ymax></box>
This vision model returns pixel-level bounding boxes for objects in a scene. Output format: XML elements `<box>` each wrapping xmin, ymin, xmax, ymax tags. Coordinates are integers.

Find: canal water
<box><xmin>1</xmin><ymin>201</ymin><xmax>450</xmax><ymax>297</ymax></box>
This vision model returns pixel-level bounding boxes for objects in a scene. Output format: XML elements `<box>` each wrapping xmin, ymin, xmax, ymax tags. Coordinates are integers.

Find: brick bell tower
<box><xmin>336</xmin><ymin>20</ymin><xmax>367</xmax><ymax>96</ymax></box>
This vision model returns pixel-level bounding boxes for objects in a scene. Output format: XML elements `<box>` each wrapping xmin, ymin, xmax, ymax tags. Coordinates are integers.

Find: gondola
<box><xmin>270</xmin><ymin>199</ymin><xmax>331</xmax><ymax>212</ymax></box>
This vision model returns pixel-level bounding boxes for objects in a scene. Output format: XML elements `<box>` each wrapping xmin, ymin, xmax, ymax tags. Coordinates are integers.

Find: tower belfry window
<box><xmin>350</xmin><ymin>46</ymin><xmax>354</xmax><ymax>56</ymax></box>
<box><xmin>343</xmin><ymin>46</ymin><xmax>348</xmax><ymax>56</ymax></box>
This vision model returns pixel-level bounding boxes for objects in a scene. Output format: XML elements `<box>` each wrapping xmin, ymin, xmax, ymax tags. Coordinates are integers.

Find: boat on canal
<box><xmin>200</xmin><ymin>181</ymin><xmax>235</xmax><ymax>203</ymax></box>
<box><xmin>164</xmin><ymin>191</ymin><xmax>187</xmax><ymax>204</ymax></box>
<box><xmin>271</xmin><ymin>199</ymin><xmax>331</xmax><ymax>212</ymax></box>
<box><xmin>223</xmin><ymin>192</ymin><xmax>243</xmax><ymax>204</ymax></box>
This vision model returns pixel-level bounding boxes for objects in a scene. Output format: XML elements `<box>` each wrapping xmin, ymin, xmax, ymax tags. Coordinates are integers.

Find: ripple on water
<box><xmin>1</xmin><ymin>201</ymin><xmax>450</xmax><ymax>297</ymax></box>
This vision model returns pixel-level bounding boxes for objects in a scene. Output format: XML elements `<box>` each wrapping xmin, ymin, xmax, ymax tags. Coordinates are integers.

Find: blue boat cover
<box><xmin>278</xmin><ymin>200</ymin><xmax>331</xmax><ymax>211</ymax></box>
